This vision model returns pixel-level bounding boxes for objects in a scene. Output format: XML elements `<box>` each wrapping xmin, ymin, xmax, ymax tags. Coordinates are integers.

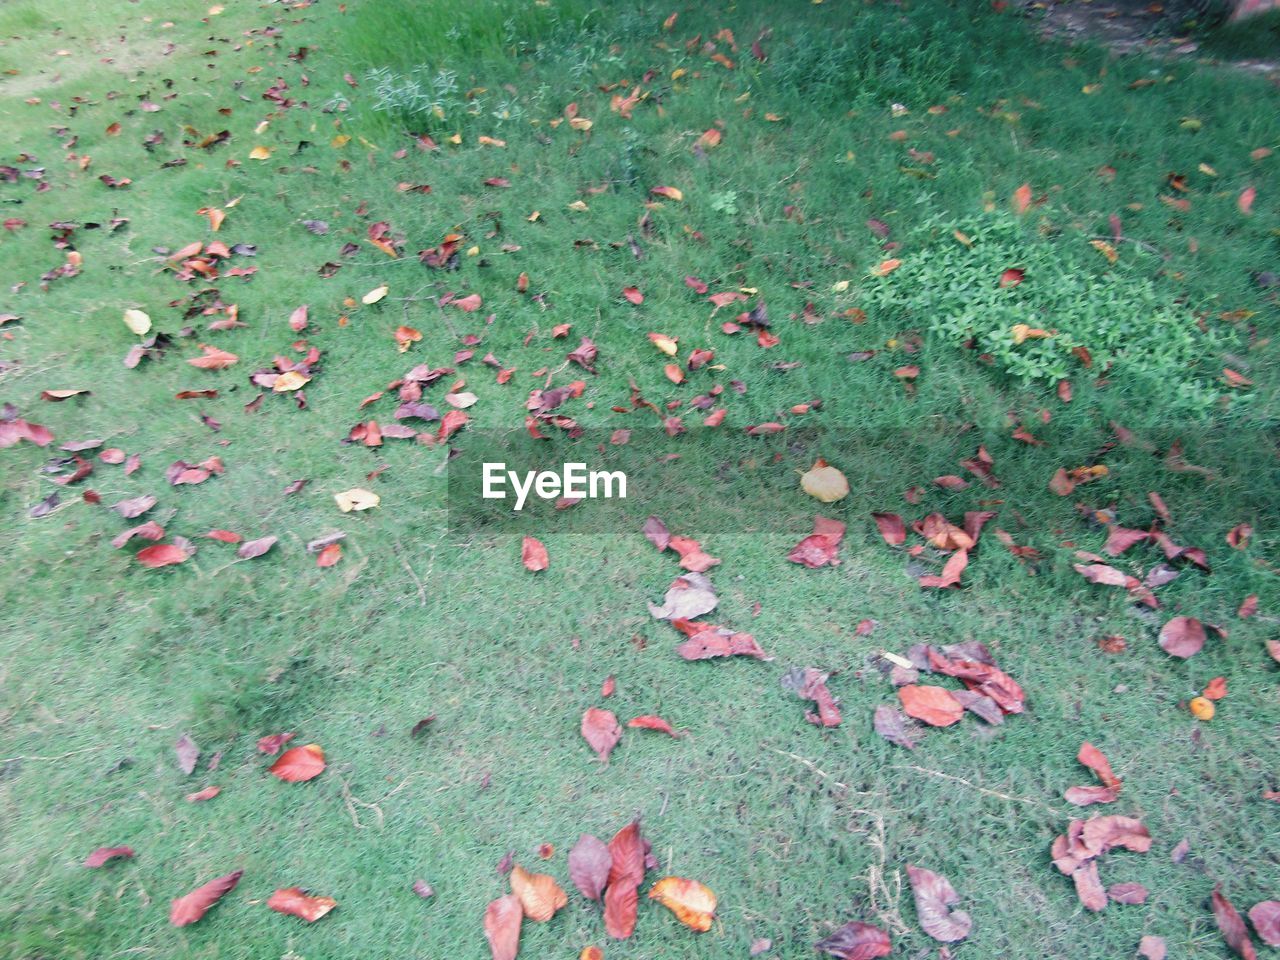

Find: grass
<box><xmin>0</xmin><ymin>0</ymin><xmax>1278</xmax><ymax>958</ymax></box>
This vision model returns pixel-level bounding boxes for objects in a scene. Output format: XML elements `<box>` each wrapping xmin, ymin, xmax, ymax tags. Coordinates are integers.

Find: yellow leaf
<box><xmin>249</xmin><ymin>145</ymin><xmax>272</xmax><ymax>160</ymax></box>
<box><xmin>331</xmin><ymin>134</ymin><xmax>351</xmax><ymax>148</ymax></box>
<box><xmin>1089</xmin><ymin>239</ymin><xmax>1118</xmax><ymax>264</ymax></box>
<box><xmin>569</xmin><ymin>117</ymin><xmax>593</xmax><ymax>131</ymax></box>
<box><xmin>648</xmin><ymin>332</ymin><xmax>679</xmax><ymax>356</ymax></box>
<box><xmin>648</xmin><ymin>877</ymin><xmax>716</xmax><ymax>932</ymax></box>
<box><xmin>800</xmin><ymin>458</ymin><xmax>849</xmax><ymax>503</ymax></box>
<box><xmin>567</xmin><ymin>200</ymin><xmax>589</xmax><ymax>212</ymax></box>
<box><xmin>1198</xmin><ymin>163</ymin><xmax>1218</xmax><ymax>177</ymax></box>
<box><xmin>123</xmin><ymin>309</ymin><xmax>152</xmax><ymax>336</ymax></box>
<box><xmin>831</xmin><ymin>280</ymin><xmax>850</xmax><ymax>293</ymax></box>
<box><xmin>509</xmin><ymin>865</ymin><xmax>567</xmax><ymax>922</ymax></box>
<box><xmin>273</xmin><ymin>371</ymin><xmax>310</xmax><ymax>392</ymax></box>
<box><xmin>334</xmin><ymin>488</ymin><xmax>380</xmax><ymax>512</ymax></box>
<box><xmin>361</xmin><ymin>285</ymin><xmax>388</xmax><ymax>305</ymax></box>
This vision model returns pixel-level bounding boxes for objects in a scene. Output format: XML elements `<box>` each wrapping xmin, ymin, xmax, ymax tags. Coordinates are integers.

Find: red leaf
<box><xmin>906</xmin><ymin>864</ymin><xmax>972</xmax><ymax>942</ymax></box>
<box><xmin>521</xmin><ymin>536</ymin><xmax>549</xmax><ymax>571</ymax></box>
<box><xmin>267</xmin><ymin>887</ymin><xmax>338</xmax><ymax>922</ymax></box>
<box><xmin>1203</xmin><ymin>676</ymin><xmax>1228</xmax><ymax>700</ymax></box>
<box><xmin>170</xmin><ymin>870</ymin><xmax>243</xmax><ymax>926</ymax></box>
<box><xmin>815</xmin><ymin>921</ymin><xmax>892</xmax><ymax>959</ymax></box>
<box><xmin>604</xmin><ymin>820</ymin><xmax>646</xmax><ymax>939</ymax></box>
<box><xmin>628</xmin><ymin>715</ymin><xmax>682</xmax><ymax>737</ymax></box>
<box><xmin>269</xmin><ymin>743</ymin><xmax>326</xmax><ymax>782</ymax></box>
<box><xmin>204</xmin><ymin>529</ymin><xmax>242</xmax><ymax>543</ymax></box>
<box><xmin>1012</xmin><ymin>182</ymin><xmax>1033</xmax><ymax>214</ymax></box>
<box><xmin>1159</xmin><ymin>616</ymin><xmax>1206</xmax><ymax>658</ymax></box>
<box><xmin>581</xmin><ymin>708</ymin><xmax>621</xmax><ymax>762</ymax></box>
<box><xmin>84</xmin><ymin>846</ymin><xmax>135</xmax><ymax>868</ymax></box>
<box><xmin>1212</xmin><ymin>886</ymin><xmax>1258</xmax><ymax>960</ymax></box>
<box><xmin>483</xmin><ymin>894</ymin><xmax>523</xmax><ymax>960</ymax></box>
<box><xmin>622</xmin><ymin>286</ymin><xmax>643</xmax><ymax>304</ymax></box>
<box><xmin>137</xmin><ymin>543</ymin><xmax>189</xmax><ymax>568</ymax></box>
<box><xmin>1238</xmin><ymin>186</ymin><xmax>1256</xmax><ymax>215</ymax></box>
<box><xmin>1103</xmin><ymin>527</ymin><xmax>1148</xmax><ymax>555</ymax></box>
<box><xmin>1238</xmin><ymin>594</ymin><xmax>1258</xmax><ymax>618</ymax></box>
<box><xmin>317</xmin><ymin>542</ymin><xmax>342</xmax><ymax>567</ymax></box>
<box><xmin>999</xmin><ymin>267</ymin><xmax>1024</xmax><ymax>288</ymax></box>
<box><xmin>897</xmin><ymin>685</ymin><xmax>964</xmax><ymax>727</ymax></box>
<box><xmin>185</xmin><ymin>785</ymin><xmax>220</xmax><ymax>803</ymax></box>
<box><xmin>568</xmin><ymin>833</ymin><xmax>612</xmax><ymax>901</ymax></box>
<box><xmin>871</xmin><ymin>512</ymin><xmax>906</xmax><ymax>546</ymax></box>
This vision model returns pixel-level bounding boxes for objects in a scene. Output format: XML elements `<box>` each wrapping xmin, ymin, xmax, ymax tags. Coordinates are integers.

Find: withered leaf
<box><xmin>815</xmin><ymin>920</ymin><xmax>892</xmax><ymax>959</ymax></box>
<box><xmin>568</xmin><ymin>833</ymin><xmax>611</xmax><ymax>901</ymax></box>
<box><xmin>907</xmin><ymin>864</ymin><xmax>971</xmax><ymax>942</ymax></box>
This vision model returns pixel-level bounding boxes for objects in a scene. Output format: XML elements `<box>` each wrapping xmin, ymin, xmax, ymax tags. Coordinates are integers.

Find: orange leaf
<box><xmin>452</xmin><ymin>293</ymin><xmax>483</xmax><ymax>312</ymax></box>
<box><xmin>484</xmin><ymin>894</ymin><xmax>522</xmax><ymax>960</ymax></box>
<box><xmin>170</xmin><ymin>870</ymin><xmax>242</xmax><ymax>926</ymax></box>
<box><xmin>1013</xmin><ymin>183</ymin><xmax>1033</xmax><ymax>214</ymax></box>
<box><xmin>622</xmin><ymin>286</ymin><xmax>643</xmax><ymax>305</ymax></box>
<box><xmin>1077</xmin><ymin>742</ymin><xmax>1121</xmax><ymax>789</ymax></box>
<box><xmin>269</xmin><ymin>743</ymin><xmax>326</xmax><ymax>782</ymax></box>
<box><xmin>628</xmin><ymin>715</ymin><xmax>682</xmax><ymax>737</ymax></box>
<box><xmin>317</xmin><ymin>543</ymin><xmax>342</xmax><ymax>567</ymax></box>
<box><xmin>648</xmin><ymin>877</ymin><xmax>716</xmax><ymax>932</ymax></box>
<box><xmin>1202</xmin><ymin>676</ymin><xmax>1227</xmax><ymax>700</ymax></box>
<box><xmin>509</xmin><ymin>865</ymin><xmax>568</xmax><ymax>921</ymax></box>
<box><xmin>898</xmin><ymin>684</ymin><xmax>964</xmax><ymax>726</ymax></box>
<box><xmin>1238</xmin><ymin>186</ymin><xmax>1256</xmax><ymax>215</ymax></box>
<box><xmin>187</xmin><ymin>345</ymin><xmax>239</xmax><ymax>370</ymax></box>
<box><xmin>267</xmin><ymin>887</ymin><xmax>337</xmax><ymax>922</ymax></box>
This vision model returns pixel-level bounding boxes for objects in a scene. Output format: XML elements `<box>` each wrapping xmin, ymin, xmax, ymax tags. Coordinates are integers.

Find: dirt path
<box><xmin>1030</xmin><ymin>0</ymin><xmax>1279</xmax><ymax>75</ymax></box>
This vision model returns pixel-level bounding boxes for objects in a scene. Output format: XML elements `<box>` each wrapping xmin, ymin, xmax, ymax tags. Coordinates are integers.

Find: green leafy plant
<box><xmin>860</xmin><ymin>216</ymin><xmax>1226</xmax><ymax>413</ymax></box>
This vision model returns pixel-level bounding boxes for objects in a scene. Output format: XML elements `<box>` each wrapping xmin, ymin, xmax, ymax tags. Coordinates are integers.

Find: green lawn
<box><xmin>1</xmin><ymin>0</ymin><xmax>1277</xmax><ymax>958</ymax></box>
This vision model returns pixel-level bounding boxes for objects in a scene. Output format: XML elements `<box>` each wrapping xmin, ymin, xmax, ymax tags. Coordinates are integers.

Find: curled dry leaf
<box><xmin>906</xmin><ymin>865</ymin><xmax>972</xmax><ymax>942</ymax></box>
<box><xmin>509</xmin><ymin>864</ymin><xmax>568</xmax><ymax>921</ymax></box>
<box><xmin>568</xmin><ymin>833</ymin><xmax>611</xmax><ymax>901</ymax></box>
<box><xmin>581</xmin><ymin>708</ymin><xmax>622</xmax><ymax>763</ymax></box>
<box><xmin>85</xmin><ymin>845</ymin><xmax>135</xmax><ymax>868</ymax></box>
<box><xmin>873</xmin><ymin>704</ymin><xmax>917</xmax><ymax>749</ymax></box>
<box><xmin>1159</xmin><ymin>616</ymin><xmax>1206</xmax><ymax>658</ymax></box>
<box><xmin>1106</xmin><ymin>882</ymin><xmax>1148</xmax><ymax>905</ymax></box>
<box><xmin>484</xmin><ymin>893</ymin><xmax>523</xmax><ymax>960</ymax></box>
<box><xmin>521</xmin><ymin>536</ymin><xmax>549</xmax><ymax>572</ymax></box>
<box><xmin>1072</xmin><ymin>861</ymin><xmax>1108</xmax><ymax>912</ymax></box>
<box><xmin>237</xmin><ymin>536</ymin><xmax>277</xmax><ymax>559</ymax></box>
<box><xmin>815</xmin><ymin>920</ymin><xmax>892</xmax><ymax>959</ymax></box>
<box><xmin>897</xmin><ymin>684</ymin><xmax>964</xmax><ymax>727</ymax></box>
<box><xmin>170</xmin><ymin>869</ymin><xmax>243</xmax><ymax>927</ymax></box>
<box><xmin>649</xmin><ymin>876</ymin><xmax>716</xmax><ymax>931</ymax></box>
<box><xmin>269</xmin><ymin>743</ymin><xmax>326</xmax><ymax>782</ymax></box>
<box><xmin>267</xmin><ymin>887</ymin><xmax>337</xmax><ymax>922</ymax></box>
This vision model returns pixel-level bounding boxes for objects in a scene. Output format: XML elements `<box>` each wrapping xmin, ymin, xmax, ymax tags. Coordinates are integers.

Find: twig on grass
<box><xmin>893</xmin><ymin>763</ymin><xmax>1060</xmax><ymax>813</ymax></box>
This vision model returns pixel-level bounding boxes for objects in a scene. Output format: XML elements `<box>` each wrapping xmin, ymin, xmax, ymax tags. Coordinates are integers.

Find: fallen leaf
<box><xmin>628</xmin><ymin>715</ymin><xmax>682</xmax><ymax>736</ymax></box>
<box><xmin>484</xmin><ymin>894</ymin><xmax>523</xmax><ymax>960</ymax></box>
<box><xmin>1159</xmin><ymin>616</ymin><xmax>1206</xmax><ymax>658</ymax></box>
<box><xmin>604</xmin><ymin>820</ymin><xmax>646</xmax><ymax>939</ymax></box>
<box><xmin>522</xmin><ymin>536</ymin><xmax>549</xmax><ymax>571</ymax></box>
<box><xmin>898</xmin><ymin>685</ymin><xmax>964</xmax><ymax>727</ymax></box>
<box><xmin>871</xmin><ymin>512</ymin><xmax>906</xmax><ymax>546</ymax></box>
<box><xmin>185</xmin><ymin>786</ymin><xmax>220</xmax><ymax>803</ymax></box>
<box><xmin>269</xmin><ymin>744</ymin><xmax>326</xmax><ymax>782</ymax></box>
<box><xmin>170</xmin><ymin>870</ymin><xmax>243</xmax><ymax>926</ymax></box>
<box><xmin>815</xmin><ymin>921</ymin><xmax>892</xmax><ymax>959</ymax></box>
<box><xmin>568</xmin><ymin>834</ymin><xmax>611</xmax><ymax>901</ymax></box>
<box><xmin>175</xmin><ymin>733</ymin><xmax>199</xmax><ymax>775</ymax></box>
<box><xmin>267</xmin><ymin>887</ymin><xmax>337</xmax><ymax>922</ymax></box>
<box><xmin>123</xmin><ymin>309</ymin><xmax>151</xmax><ymax>336</ymax></box>
<box><xmin>1249</xmin><ymin>901</ymin><xmax>1280</xmax><ymax>947</ymax></box>
<box><xmin>85</xmin><ymin>846</ymin><xmax>135</xmax><ymax>868</ymax></box>
<box><xmin>581</xmin><ymin>707</ymin><xmax>621</xmax><ymax>762</ymax></box>
<box><xmin>907</xmin><ymin>864</ymin><xmax>972</xmax><ymax>942</ymax></box>
<box><xmin>801</xmin><ymin>458</ymin><xmax>849</xmax><ymax>502</ymax></box>
<box><xmin>510</xmin><ymin>865</ymin><xmax>567</xmax><ymax>921</ymax></box>
<box><xmin>873</xmin><ymin>705</ymin><xmax>917</xmax><ymax>749</ymax></box>
<box><xmin>334</xmin><ymin>488</ymin><xmax>380</xmax><ymax>512</ymax></box>
<box><xmin>1138</xmin><ymin>935</ymin><xmax>1167</xmax><ymax>960</ymax></box>
<box><xmin>1213</xmin><ymin>886</ymin><xmax>1258</xmax><ymax>960</ymax></box>
<box><xmin>137</xmin><ymin>543</ymin><xmax>189</xmax><ymax>568</ymax></box>
<box><xmin>649</xmin><ymin>876</ymin><xmax>716</xmax><ymax>932</ymax></box>
<box><xmin>237</xmin><ymin>536</ymin><xmax>277</xmax><ymax>559</ymax></box>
